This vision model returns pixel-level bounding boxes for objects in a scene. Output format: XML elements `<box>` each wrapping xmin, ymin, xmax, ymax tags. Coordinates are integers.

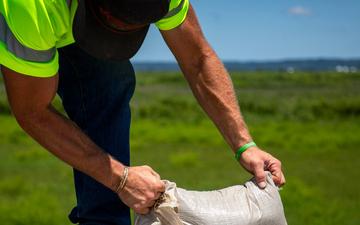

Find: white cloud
<box><xmin>288</xmin><ymin>6</ymin><xmax>311</xmax><ymax>16</ymax></box>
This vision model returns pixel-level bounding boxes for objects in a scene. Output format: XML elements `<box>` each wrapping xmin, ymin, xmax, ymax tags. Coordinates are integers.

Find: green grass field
<box><xmin>0</xmin><ymin>71</ymin><xmax>359</xmax><ymax>225</ymax></box>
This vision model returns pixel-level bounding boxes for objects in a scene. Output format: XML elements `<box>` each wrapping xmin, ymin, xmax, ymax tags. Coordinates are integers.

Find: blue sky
<box><xmin>133</xmin><ymin>0</ymin><xmax>360</xmax><ymax>62</ymax></box>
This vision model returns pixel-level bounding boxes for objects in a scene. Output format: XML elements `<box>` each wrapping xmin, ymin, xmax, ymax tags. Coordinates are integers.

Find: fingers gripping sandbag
<box><xmin>135</xmin><ymin>172</ymin><xmax>287</xmax><ymax>225</ymax></box>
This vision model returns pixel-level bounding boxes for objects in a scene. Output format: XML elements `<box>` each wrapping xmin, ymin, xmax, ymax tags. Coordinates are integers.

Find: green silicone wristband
<box><xmin>235</xmin><ymin>141</ymin><xmax>257</xmax><ymax>161</ymax></box>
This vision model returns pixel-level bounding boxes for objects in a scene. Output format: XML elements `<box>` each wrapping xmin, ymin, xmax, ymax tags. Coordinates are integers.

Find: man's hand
<box><xmin>161</xmin><ymin>6</ymin><xmax>286</xmax><ymax>188</ymax></box>
<box><xmin>118</xmin><ymin>165</ymin><xmax>165</xmax><ymax>215</ymax></box>
<box><xmin>239</xmin><ymin>147</ymin><xmax>286</xmax><ymax>188</ymax></box>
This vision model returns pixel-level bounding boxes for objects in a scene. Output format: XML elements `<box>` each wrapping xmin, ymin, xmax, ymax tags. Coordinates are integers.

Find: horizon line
<box><xmin>132</xmin><ymin>57</ymin><xmax>360</xmax><ymax>64</ymax></box>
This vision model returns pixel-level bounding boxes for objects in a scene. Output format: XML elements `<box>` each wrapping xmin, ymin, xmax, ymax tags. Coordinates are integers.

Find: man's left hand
<box><xmin>239</xmin><ymin>147</ymin><xmax>286</xmax><ymax>188</ymax></box>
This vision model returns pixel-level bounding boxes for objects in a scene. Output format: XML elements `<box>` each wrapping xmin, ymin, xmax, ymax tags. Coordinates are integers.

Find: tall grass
<box><xmin>0</xmin><ymin>71</ymin><xmax>359</xmax><ymax>225</ymax></box>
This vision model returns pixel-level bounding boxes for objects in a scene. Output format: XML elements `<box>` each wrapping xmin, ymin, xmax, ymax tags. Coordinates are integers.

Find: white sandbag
<box><xmin>135</xmin><ymin>172</ymin><xmax>287</xmax><ymax>225</ymax></box>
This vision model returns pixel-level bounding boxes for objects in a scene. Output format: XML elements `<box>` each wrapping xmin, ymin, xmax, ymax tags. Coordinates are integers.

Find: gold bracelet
<box><xmin>116</xmin><ymin>167</ymin><xmax>129</xmax><ymax>193</ymax></box>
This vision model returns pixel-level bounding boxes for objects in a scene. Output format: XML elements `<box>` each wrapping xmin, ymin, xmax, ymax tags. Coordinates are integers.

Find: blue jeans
<box><xmin>58</xmin><ymin>45</ymin><xmax>135</xmax><ymax>225</ymax></box>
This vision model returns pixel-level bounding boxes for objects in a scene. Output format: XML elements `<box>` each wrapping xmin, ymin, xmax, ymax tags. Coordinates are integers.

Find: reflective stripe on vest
<box><xmin>0</xmin><ymin>14</ymin><xmax>55</xmax><ymax>62</ymax></box>
<box><xmin>163</xmin><ymin>0</ymin><xmax>185</xmax><ymax>19</ymax></box>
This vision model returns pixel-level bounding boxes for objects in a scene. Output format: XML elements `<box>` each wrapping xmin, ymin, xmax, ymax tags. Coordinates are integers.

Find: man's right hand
<box><xmin>118</xmin><ymin>165</ymin><xmax>165</xmax><ymax>215</ymax></box>
<box><xmin>1</xmin><ymin>66</ymin><xmax>164</xmax><ymax>214</ymax></box>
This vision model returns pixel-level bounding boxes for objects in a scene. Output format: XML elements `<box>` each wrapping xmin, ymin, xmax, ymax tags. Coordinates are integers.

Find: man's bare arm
<box><xmin>161</xmin><ymin>6</ymin><xmax>285</xmax><ymax>187</ymax></box>
<box><xmin>1</xmin><ymin>66</ymin><xmax>164</xmax><ymax>214</ymax></box>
